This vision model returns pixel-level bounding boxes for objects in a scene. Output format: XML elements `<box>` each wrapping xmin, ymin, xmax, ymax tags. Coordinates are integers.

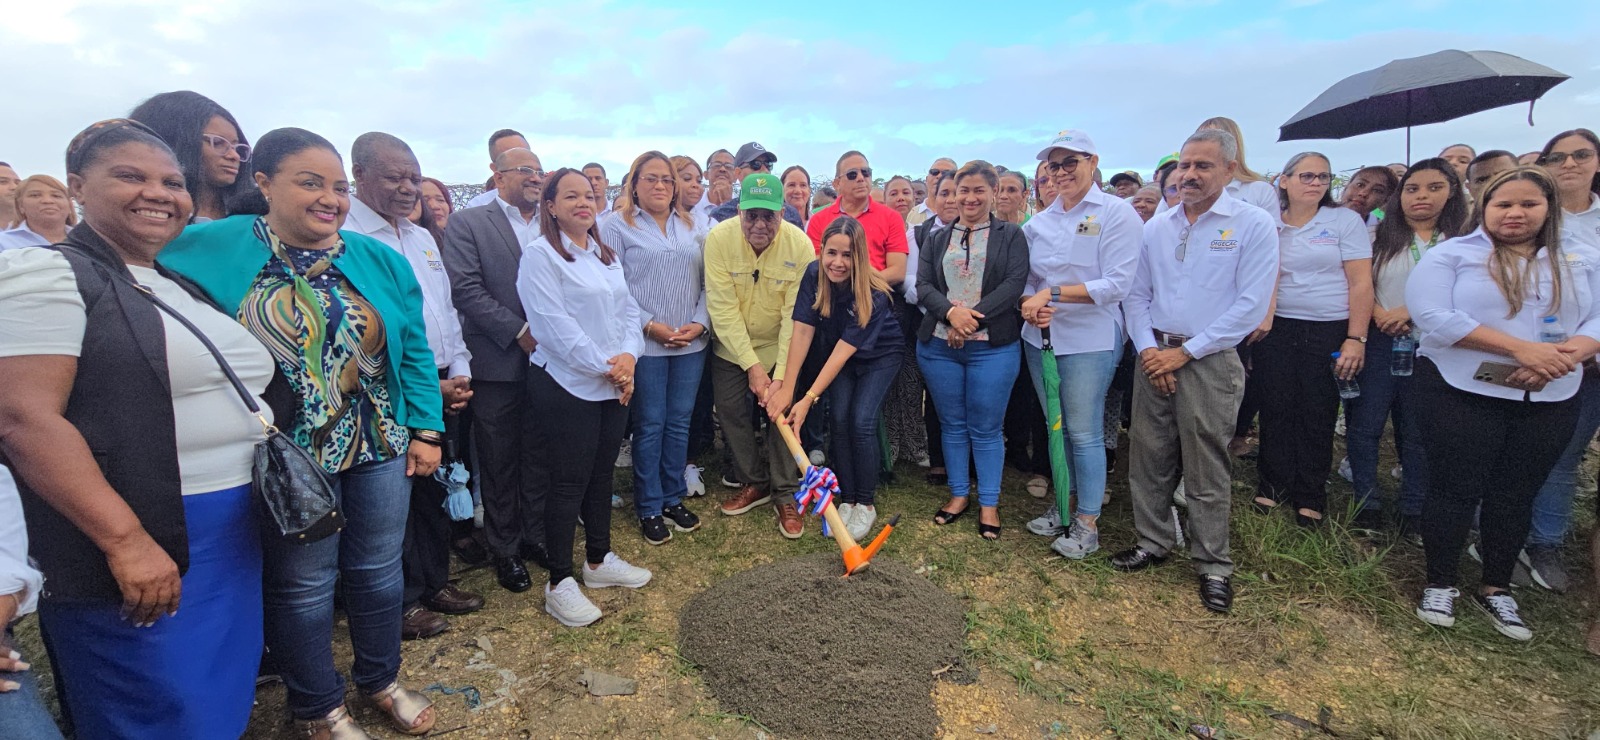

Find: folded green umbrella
<box><xmin>1041</xmin><ymin>327</ymin><xmax>1073</xmax><ymax>523</ymax></box>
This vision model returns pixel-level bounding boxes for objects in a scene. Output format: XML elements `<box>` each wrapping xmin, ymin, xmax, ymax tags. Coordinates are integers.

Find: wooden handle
<box><xmin>774</xmin><ymin>413</ymin><xmax>860</xmax><ymax>551</ymax></box>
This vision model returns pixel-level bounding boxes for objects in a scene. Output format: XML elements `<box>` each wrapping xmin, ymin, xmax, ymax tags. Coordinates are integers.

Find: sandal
<box><xmin>294</xmin><ymin>704</ymin><xmax>372</xmax><ymax>740</ymax></box>
<box><xmin>367</xmin><ymin>681</ymin><xmax>436</xmax><ymax>736</ymax></box>
<box><xmin>1250</xmin><ymin>496</ymin><xmax>1278</xmax><ymax>514</ymax></box>
<box><xmin>933</xmin><ymin>502</ymin><xmax>969</xmax><ymax>526</ymax></box>
<box><xmin>978</xmin><ymin>523</ymin><xmax>1001</xmax><ymax>541</ymax></box>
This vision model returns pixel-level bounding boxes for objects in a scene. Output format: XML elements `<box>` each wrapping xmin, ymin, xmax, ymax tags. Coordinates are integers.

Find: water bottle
<box><xmin>1332</xmin><ymin>352</ymin><xmax>1360</xmax><ymax>399</ymax></box>
<box><xmin>1390</xmin><ymin>333</ymin><xmax>1416</xmax><ymax>376</ymax></box>
<box><xmin>1540</xmin><ymin>315</ymin><xmax>1568</xmax><ymax>343</ymax></box>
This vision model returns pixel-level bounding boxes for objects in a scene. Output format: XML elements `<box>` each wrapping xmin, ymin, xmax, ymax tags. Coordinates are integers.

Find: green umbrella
<box><xmin>1040</xmin><ymin>327</ymin><xmax>1073</xmax><ymax>525</ymax></box>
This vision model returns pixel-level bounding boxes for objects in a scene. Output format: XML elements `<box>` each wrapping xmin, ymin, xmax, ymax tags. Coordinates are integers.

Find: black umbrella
<box><xmin>1278</xmin><ymin>49</ymin><xmax>1569</xmax><ymax>160</ymax></box>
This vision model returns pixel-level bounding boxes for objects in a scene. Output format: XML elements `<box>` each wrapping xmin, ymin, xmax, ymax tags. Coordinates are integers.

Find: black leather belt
<box><xmin>1153</xmin><ymin>329</ymin><xmax>1190</xmax><ymax>350</ymax></box>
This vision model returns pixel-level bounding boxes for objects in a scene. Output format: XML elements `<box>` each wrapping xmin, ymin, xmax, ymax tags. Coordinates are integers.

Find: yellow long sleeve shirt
<box><xmin>703</xmin><ymin>218</ymin><xmax>816</xmax><ymax>381</ymax></box>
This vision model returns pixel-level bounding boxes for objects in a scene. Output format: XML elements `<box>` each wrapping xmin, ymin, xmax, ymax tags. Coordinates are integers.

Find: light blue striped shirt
<box><xmin>600</xmin><ymin>208</ymin><xmax>711</xmax><ymax>357</ymax></box>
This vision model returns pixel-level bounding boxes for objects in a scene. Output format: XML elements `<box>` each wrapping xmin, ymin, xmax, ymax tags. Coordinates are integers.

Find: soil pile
<box><xmin>679</xmin><ymin>552</ymin><xmax>970</xmax><ymax>739</ymax></box>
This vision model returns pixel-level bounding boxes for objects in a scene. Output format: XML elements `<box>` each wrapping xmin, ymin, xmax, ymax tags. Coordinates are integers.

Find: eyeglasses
<box><xmin>708</xmin><ymin>162</ymin><xmax>736</xmax><ymax>172</ymax></box>
<box><xmin>639</xmin><ymin>175</ymin><xmax>674</xmax><ymax>187</ymax></box>
<box><xmin>1295</xmin><ymin>172</ymin><xmax>1333</xmax><ymax>184</ymax></box>
<box><xmin>1176</xmin><ymin>225</ymin><xmax>1192</xmax><ymax>262</ymax></box>
<box><xmin>842</xmin><ymin>167</ymin><xmax>873</xmax><ymax>181</ymax></box>
<box><xmin>201</xmin><ymin>133</ymin><xmax>252</xmax><ymax>162</ymax></box>
<box><xmin>1045</xmin><ymin>158</ymin><xmax>1086</xmax><ymax>173</ymax></box>
<box><xmin>743</xmin><ymin>209</ymin><xmax>778</xmax><ymax>223</ymax></box>
<box><xmin>929</xmin><ymin>168</ymin><xmax>952</xmax><ymax>178</ymax></box>
<box><xmin>497</xmin><ymin>166</ymin><xmax>545</xmax><ymax>178</ymax></box>
<box><xmin>1538</xmin><ymin>149</ymin><xmax>1597</xmax><ymax>167</ymax></box>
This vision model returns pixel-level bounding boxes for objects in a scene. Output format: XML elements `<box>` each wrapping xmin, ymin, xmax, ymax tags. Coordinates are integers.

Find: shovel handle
<box><xmin>774</xmin><ymin>414</ymin><xmax>859</xmax><ymax>551</ymax></box>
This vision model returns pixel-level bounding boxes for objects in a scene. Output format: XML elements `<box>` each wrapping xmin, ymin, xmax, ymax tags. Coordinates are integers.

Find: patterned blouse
<box><xmin>238</xmin><ymin>218</ymin><xmax>408</xmax><ymax>474</ymax></box>
<box><xmin>934</xmin><ymin>222</ymin><xmax>992</xmax><ymax>342</ymax></box>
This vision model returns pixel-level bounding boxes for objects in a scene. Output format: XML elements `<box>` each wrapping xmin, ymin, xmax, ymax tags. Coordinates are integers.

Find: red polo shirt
<box><xmin>805</xmin><ymin>197</ymin><xmax>909</xmax><ymax>271</ymax></box>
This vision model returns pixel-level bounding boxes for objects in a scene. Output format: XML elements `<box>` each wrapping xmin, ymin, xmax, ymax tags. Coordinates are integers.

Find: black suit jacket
<box><xmin>915</xmin><ymin>217</ymin><xmax>1030</xmax><ymax>346</ymax></box>
<box><xmin>442</xmin><ymin>202</ymin><xmax>533</xmax><ymax>383</ymax></box>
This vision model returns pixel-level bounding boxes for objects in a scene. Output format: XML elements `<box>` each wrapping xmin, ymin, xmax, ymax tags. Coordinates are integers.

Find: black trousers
<box><xmin>1253</xmin><ymin>317</ymin><xmax>1346</xmax><ymax>511</ymax></box>
<box><xmin>1415</xmin><ymin>358</ymin><xmax>1579</xmax><ymax>589</ymax></box>
<box><xmin>528</xmin><ymin>365</ymin><xmax>628</xmax><ymax>584</ymax></box>
<box><xmin>1234</xmin><ymin>339</ymin><xmax>1262</xmax><ymax>438</ymax></box>
<box><xmin>1004</xmin><ymin>357</ymin><xmax>1049</xmax><ymax>475</ymax></box>
<box><xmin>403</xmin><ymin>409</ymin><xmax>461</xmax><ymax>606</ymax></box>
<box><xmin>472</xmin><ymin>378</ymin><xmax>547</xmax><ymax>558</ymax></box>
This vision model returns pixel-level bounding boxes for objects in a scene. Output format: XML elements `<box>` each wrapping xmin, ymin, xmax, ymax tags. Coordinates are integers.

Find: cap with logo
<box><xmin>734</xmin><ymin>142</ymin><xmax>778</xmax><ymax>169</ymax></box>
<box><xmin>1108</xmin><ymin>171</ymin><xmax>1142</xmax><ymax>187</ymax></box>
<box><xmin>1156</xmin><ymin>153</ymin><xmax>1179</xmax><ymax>169</ymax></box>
<box><xmin>738</xmin><ymin>173</ymin><xmax>784</xmax><ymax>212</ymax></box>
<box><xmin>1036</xmin><ymin>129</ymin><xmax>1098</xmax><ymax>160</ymax></box>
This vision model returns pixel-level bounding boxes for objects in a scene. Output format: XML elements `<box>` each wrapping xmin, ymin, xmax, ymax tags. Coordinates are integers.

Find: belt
<box><xmin>1152</xmin><ymin>329</ymin><xmax>1190</xmax><ymax>350</ymax></box>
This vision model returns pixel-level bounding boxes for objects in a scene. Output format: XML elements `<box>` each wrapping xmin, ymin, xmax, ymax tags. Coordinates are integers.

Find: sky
<box><xmin>3</xmin><ymin>0</ymin><xmax>1598</xmax><ymax>188</ymax></box>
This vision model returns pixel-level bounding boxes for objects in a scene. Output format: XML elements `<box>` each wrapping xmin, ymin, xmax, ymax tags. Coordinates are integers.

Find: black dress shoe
<box><xmin>519</xmin><ymin>542</ymin><xmax>550</xmax><ymax>570</ymax></box>
<box><xmin>1109</xmin><ymin>547</ymin><xmax>1167</xmax><ymax>572</ymax></box>
<box><xmin>1199</xmin><ymin>575</ymin><xmax>1233</xmax><ymax>613</ymax></box>
<box><xmin>494</xmin><ymin>556</ymin><xmax>532</xmax><ymax>593</ymax></box>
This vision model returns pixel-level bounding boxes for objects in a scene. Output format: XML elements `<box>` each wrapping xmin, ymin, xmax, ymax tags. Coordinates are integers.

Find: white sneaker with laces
<box><xmin>582</xmin><ymin>552</ymin><xmax>652</xmax><ymax>589</ymax></box>
<box><xmin>1473</xmin><ymin>592</ymin><xmax>1532</xmax><ymax>641</ymax></box>
<box><xmin>1415</xmin><ymin>586</ymin><xmax>1459</xmax><ymax>628</ymax></box>
<box><xmin>1026</xmin><ymin>504</ymin><xmax>1063</xmax><ymax>537</ymax></box>
<box><xmin>848</xmin><ymin>505</ymin><xmax>877</xmax><ymax>542</ymax></box>
<box><xmin>545</xmin><ymin>577</ymin><xmax>602</xmax><ymax>627</ymax></box>
<box><xmin>684</xmin><ymin>464</ymin><xmax>706</xmax><ymax>497</ymax></box>
<box><xmin>835</xmin><ymin>503</ymin><xmax>856</xmax><ymax>536</ymax></box>
<box><xmin>614</xmin><ymin>438</ymin><xmax>633</xmax><ymax>468</ymax></box>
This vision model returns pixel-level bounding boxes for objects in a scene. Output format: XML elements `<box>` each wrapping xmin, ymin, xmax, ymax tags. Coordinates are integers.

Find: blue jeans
<box><xmin>1024</xmin><ymin>333</ymin><xmax>1122</xmax><ymax>518</ymax></box>
<box><xmin>1529</xmin><ymin>372</ymin><xmax>1600</xmax><ymax>547</ymax></box>
<box><xmin>917</xmin><ymin>339</ymin><xmax>1020</xmax><ymax>507</ymax></box>
<box><xmin>1345</xmin><ymin>328</ymin><xmax>1427</xmax><ymax>516</ymax></box>
<box><xmin>1</xmin><ymin>627</ymin><xmax>64</xmax><ymax>739</ymax></box>
<box><xmin>827</xmin><ymin>352</ymin><xmax>903</xmax><ymax>506</ymax></box>
<box><xmin>630</xmin><ymin>350</ymin><xmax>707</xmax><ymax>518</ymax></box>
<box><xmin>263</xmin><ymin>455</ymin><xmax>410</xmax><ymax>719</ymax></box>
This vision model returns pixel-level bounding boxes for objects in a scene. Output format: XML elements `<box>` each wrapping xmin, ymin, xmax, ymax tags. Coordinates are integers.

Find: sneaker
<box><xmin>1415</xmin><ymin>586</ymin><xmax>1459</xmax><ymax>628</ymax></box>
<box><xmin>1472</xmin><ymin>592</ymin><xmax>1532</xmax><ymax>641</ymax></box>
<box><xmin>545</xmin><ymin>577</ymin><xmax>602</xmax><ymax>627</ymax></box>
<box><xmin>663</xmin><ymin>503</ymin><xmax>701</xmax><ymax>532</ymax></box>
<box><xmin>776</xmin><ymin>501</ymin><xmax>805</xmax><ymax>539</ymax></box>
<box><xmin>719</xmin><ymin>473</ymin><xmax>741</xmax><ymax>489</ymax></box>
<box><xmin>1337</xmin><ymin>456</ymin><xmax>1353</xmax><ymax>482</ymax></box>
<box><xmin>836</xmin><ymin>502</ymin><xmax>856</xmax><ymax>533</ymax></box>
<box><xmin>1026</xmin><ymin>504</ymin><xmax>1064</xmax><ymax>537</ymax></box>
<box><xmin>614</xmin><ymin>438</ymin><xmax>633</xmax><ymax>468</ymax></box>
<box><xmin>1522</xmin><ymin>546</ymin><xmax>1569</xmax><ymax>593</ymax></box>
<box><xmin>808</xmin><ymin>449</ymin><xmax>826</xmax><ymax>467</ymax></box>
<box><xmin>640</xmin><ymin>516</ymin><xmax>671</xmax><ymax>545</ymax></box>
<box><xmin>1026</xmin><ymin>475</ymin><xmax>1048</xmax><ymax>499</ymax></box>
<box><xmin>684</xmin><ymin>465</ymin><xmax>707</xmax><ymax>498</ymax></box>
<box><xmin>916</xmin><ymin>455</ymin><xmax>931</xmax><ymax>468</ymax></box>
<box><xmin>582</xmin><ymin>552</ymin><xmax>652</xmax><ymax>589</ymax></box>
<box><xmin>720</xmin><ymin>485</ymin><xmax>771</xmax><ymax>516</ymax></box>
<box><xmin>848</xmin><ymin>505</ymin><xmax>877</xmax><ymax>542</ymax></box>
<box><xmin>1050</xmin><ymin>521</ymin><xmax>1100</xmax><ymax>560</ymax></box>
<box><xmin>1172</xmin><ymin>479</ymin><xmax>1188</xmax><ymax>508</ymax></box>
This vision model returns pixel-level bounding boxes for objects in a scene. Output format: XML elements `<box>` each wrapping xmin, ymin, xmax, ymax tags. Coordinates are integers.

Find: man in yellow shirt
<box><xmin>705</xmin><ymin>174</ymin><xmax>816</xmax><ymax>538</ymax></box>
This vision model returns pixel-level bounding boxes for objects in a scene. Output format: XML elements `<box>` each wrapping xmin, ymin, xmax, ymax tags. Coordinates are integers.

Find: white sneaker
<box><xmin>848</xmin><ymin>505</ymin><xmax>877</xmax><ymax>542</ymax></box>
<box><xmin>545</xmin><ymin>577</ymin><xmax>602</xmax><ymax>627</ymax></box>
<box><xmin>808</xmin><ymin>449</ymin><xmax>826</xmax><ymax>467</ymax></box>
<box><xmin>582</xmin><ymin>552</ymin><xmax>652</xmax><ymax>589</ymax></box>
<box><xmin>614</xmin><ymin>438</ymin><xmax>633</xmax><ymax>468</ymax></box>
<box><xmin>1338</xmin><ymin>456</ymin><xmax>1353</xmax><ymax>482</ymax></box>
<box><xmin>1416</xmin><ymin>586</ymin><xmax>1459</xmax><ymax>628</ymax></box>
<box><xmin>835</xmin><ymin>503</ymin><xmax>856</xmax><ymax>536</ymax></box>
<box><xmin>684</xmin><ymin>464</ymin><xmax>706</xmax><ymax>497</ymax></box>
<box><xmin>1172</xmin><ymin>479</ymin><xmax>1188</xmax><ymax>507</ymax></box>
<box><xmin>1026</xmin><ymin>504</ymin><xmax>1063</xmax><ymax>537</ymax></box>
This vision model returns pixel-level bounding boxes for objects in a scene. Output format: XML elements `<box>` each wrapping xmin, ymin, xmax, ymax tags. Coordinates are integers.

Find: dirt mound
<box><xmin>679</xmin><ymin>552</ymin><xmax>970</xmax><ymax>739</ymax></box>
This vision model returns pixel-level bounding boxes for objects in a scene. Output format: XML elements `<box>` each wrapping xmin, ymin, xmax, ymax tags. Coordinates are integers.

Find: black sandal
<box><xmin>933</xmin><ymin>503</ymin><xmax>969</xmax><ymax>525</ymax></box>
<box><xmin>978</xmin><ymin>523</ymin><xmax>1001</xmax><ymax>540</ymax></box>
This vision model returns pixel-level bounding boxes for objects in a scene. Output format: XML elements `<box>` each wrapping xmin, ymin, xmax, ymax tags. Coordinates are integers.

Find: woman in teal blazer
<box><xmin>161</xmin><ymin>128</ymin><xmax>443</xmax><ymax>738</ymax></box>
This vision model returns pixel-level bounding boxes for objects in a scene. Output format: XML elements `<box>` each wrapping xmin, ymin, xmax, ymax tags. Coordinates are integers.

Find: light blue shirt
<box><xmin>1021</xmin><ymin>188</ymin><xmax>1142</xmax><ymax>355</ymax></box>
<box><xmin>0</xmin><ymin>223</ymin><xmax>54</xmax><ymax>251</ymax></box>
<box><xmin>599</xmin><ymin>208</ymin><xmax>711</xmax><ymax>358</ymax></box>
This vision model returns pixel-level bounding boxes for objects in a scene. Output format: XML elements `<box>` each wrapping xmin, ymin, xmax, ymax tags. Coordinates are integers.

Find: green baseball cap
<box><xmin>738</xmin><ymin>172</ymin><xmax>784</xmax><ymax>212</ymax></box>
<box><xmin>1156</xmin><ymin>152</ymin><xmax>1179</xmax><ymax>169</ymax></box>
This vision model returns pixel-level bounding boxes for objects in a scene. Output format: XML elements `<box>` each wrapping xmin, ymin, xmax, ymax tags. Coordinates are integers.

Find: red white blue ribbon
<box><xmin>795</xmin><ymin>466</ymin><xmax>839</xmax><ymax>535</ymax></box>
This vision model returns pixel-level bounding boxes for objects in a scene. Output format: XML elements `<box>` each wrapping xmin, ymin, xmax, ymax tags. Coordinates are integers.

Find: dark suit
<box><xmin>442</xmin><ymin>201</ymin><xmax>547</xmax><ymax>558</ymax></box>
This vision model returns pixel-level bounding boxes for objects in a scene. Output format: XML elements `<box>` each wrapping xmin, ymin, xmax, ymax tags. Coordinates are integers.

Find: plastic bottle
<box><xmin>1390</xmin><ymin>333</ymin><xmax>1416</xmax><ymax>376</ymax></box>
<box><xmin>1540</xmin><ymin>315</ymin><xmax>1568</xmax><ymax>343</ymax></box>
<box><xmin>1332</xmin><ymin>352</ymin><xmax>1360</xmax><ymax>399</ymax></box>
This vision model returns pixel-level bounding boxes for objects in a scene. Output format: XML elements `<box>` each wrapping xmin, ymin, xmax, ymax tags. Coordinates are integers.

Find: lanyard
<box><xmin>1408</xmin><ymin>230</ymin><xmax>1439</xmax><ymax>264</ymax></box>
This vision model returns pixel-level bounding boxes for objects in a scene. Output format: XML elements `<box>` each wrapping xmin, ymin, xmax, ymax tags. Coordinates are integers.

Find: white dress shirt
<box><xmin>1563</xmin><ymin>193</ymin><xmax>1600</xmax><ymax>251</ymax></box>
<box><xmin>344</xmin><ymin>198</ymin><xmax>473</xmax><ymax>377</ymax></box>
<box><xmin>465</xmin><ymin>188</ymin><xmax>499</xmax><ymax>209</ymax></box>
<box><xmin>1021</xmin><ymin>188</ymin><xmax>1142</xmax><ymax>354</ymax></box>
<box><xmin>904</xmin><ymin>216</ymin><xmax>947</xmax><ymax>306</ymax></box>
<box><xmin>1408</xmin><ymin>228</ymin><xmax>1600</xmax><ymax>401</ymax></box>
<box><xmin>0</xmin><ymin>223</ymin><xmax>54</xmax><ymax>252</ymax></box>
<box><xmin>693</xmin><ymin>191</ymin><xmax>717</xmax><ymax>221</ymax></box>
<box><xmin>497</xmin><ymin>194</ymin><xmax>538</xmax><ymax>248</ymax></box>
<box><xmin>0</xmin><ymin>464</ymin><xmax>41</xmax><ymax>619</ymax></box>
<box><xmin>517</xmin><ymin>232</ymin><xmax>644</xmax><ymax>402</ymax></box>
<box><xmin>1126</xmin><ymin>191</ymin><xmax>1280</xmax><ymax>358</ymax></box>
<box><xmin>1275</xmin><ymin>206</ymin><xmax>1372</xmax><ymax>321</ymax></box>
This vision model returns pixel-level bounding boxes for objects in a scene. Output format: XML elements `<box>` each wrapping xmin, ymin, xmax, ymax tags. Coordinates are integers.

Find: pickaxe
<box><xmin>773</xmin><ymin>414</ymin><xmax>900</xmax><ymax>576</ymax></box>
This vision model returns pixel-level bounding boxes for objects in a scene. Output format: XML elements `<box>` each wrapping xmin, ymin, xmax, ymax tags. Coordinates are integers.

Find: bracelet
<box><xmin>804</xmin><ymin>390</ymin><xmax>821</xmax><ymax>402</ymax></box>
<box><xmin>411</xmin><ymin>429</ymin><xmax>443</xmax><ymax>445</ymax></box>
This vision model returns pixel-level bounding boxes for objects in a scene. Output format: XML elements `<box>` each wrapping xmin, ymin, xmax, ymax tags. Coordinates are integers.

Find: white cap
<box><xmin>1035</xmin><ymin>129</ymin><xmax>1098</xmax><ymax>160</ymax></box>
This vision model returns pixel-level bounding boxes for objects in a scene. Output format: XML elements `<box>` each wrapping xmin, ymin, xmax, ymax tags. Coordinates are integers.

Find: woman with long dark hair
<box><xmin>1344</xmin><ymin>158</ymin><xmax>1468</xmax><ymax>537</ymax></box>
<box><xmin>1408</xmin><ymin>166</ymin><xmax>1600</xmax><ymax>641</ymax></box>
<box><xmin>128</xmin><ymin>90</ymin><xmax>252</xmax><ymax>222</ymax></box>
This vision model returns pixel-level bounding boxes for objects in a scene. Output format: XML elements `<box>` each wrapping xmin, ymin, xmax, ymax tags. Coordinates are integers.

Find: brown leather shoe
<box><xmin>775</xmin><ymin>501</ymin><xmax>804</xmax><ymax>539</ymax></box>
<box><xmin>422</xmin><ymin>583</ymin><xmax>485</xmax><ymax>615</ymax></box>
<box><xmin>400</xmin><ymin>605</ymin><xmax>449</xmax><ymax>640</ymax></box>
<box><xmin>720</xmin><ymin>485</ymin><xmax>771</xmax><ymax>516</ymax></box>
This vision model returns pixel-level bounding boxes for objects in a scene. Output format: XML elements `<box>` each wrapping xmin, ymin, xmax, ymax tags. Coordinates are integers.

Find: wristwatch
<box><xmin>1050</xmin><ymin>286</ymin><xmax>1062</xmax><ymax>302</ymax></box>
<box><xmin>1347</xmin><ymin>335</ymin><xmax>1367</xmax><ymax>344</ymax></box>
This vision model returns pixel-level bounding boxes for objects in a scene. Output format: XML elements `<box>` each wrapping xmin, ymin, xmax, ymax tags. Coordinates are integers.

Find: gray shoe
<box><xmin>1026</xmin><ymin>504</ymin><xmax>1063</xmax><ymax>537</ymax></box>
<box><xmin>1050</xmin><ymin>521</ymin><xmax>1100</xmax><ymax>560</ymax></box>
<box><xmin>1522</xmin><ymin>546</ymin><xmax>1569</xmax><ymax>593</ymax></box>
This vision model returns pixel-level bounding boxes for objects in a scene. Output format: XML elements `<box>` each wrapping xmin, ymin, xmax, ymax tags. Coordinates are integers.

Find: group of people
<box><xmin>0</xmin><ymin>87</ymin><xmax>1597</xmax><ymax>738</ymax></box>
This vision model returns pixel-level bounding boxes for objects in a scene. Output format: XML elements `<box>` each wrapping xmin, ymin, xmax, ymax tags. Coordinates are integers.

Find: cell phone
<box><xmin>1473</xmin><ymin>361</ymin><xmax>1522</xmax><ymax>388</ymax></box>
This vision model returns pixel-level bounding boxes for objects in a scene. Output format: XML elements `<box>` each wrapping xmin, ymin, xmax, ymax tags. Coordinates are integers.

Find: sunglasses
<box><xmin>497</xmin><ymin>166</ymin><xmax>546</xmax><ymax>178</ymax></box>
<box><xmin>1176</xmin><ymin>225</ymin><xmax>1191</xmax><ymax>262</ymax></box>
<box><xmin>1045</xmin><ymin>157</ymin><xmax>1086</xmax><ymax>173</ymax></box>
<box><xmin>842</xmin><ymin>167</ymin><xmax>873</xmax><ymax>181</ymax></box>
<box><xmin>929</xmin><ymin>168</ymin><xmax>952</xmax><ymax>178</ymax></box>
<box><xmin>745</xmin><ymin>160</ymin><xmax>774</xmax><ymax>172</ymax></box>
<box><xmin>1295</xmin><ymin>172</ymin><xmax>1333</xmax><ymax>184</ymax></box>
<box><xmin>201</xmin><ymin>133</ymin><xmax>252</xmax><ymax>162</ymax></box>
<box><xmin>743</xmin><ymin>209</ymin><xmax>778</xmax><ymax>223</ymax></box>
<box><xmin>1539</xmin><ymin>149</ymin><xmax>1597</xmax><ymax>167</ymax></box>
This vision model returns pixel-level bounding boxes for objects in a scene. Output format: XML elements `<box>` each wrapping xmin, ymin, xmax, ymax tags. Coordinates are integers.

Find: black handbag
<box><xmin>119</xmin><ymin>276</ymin><xmax>345</xmax><ymax>543</ymax></box>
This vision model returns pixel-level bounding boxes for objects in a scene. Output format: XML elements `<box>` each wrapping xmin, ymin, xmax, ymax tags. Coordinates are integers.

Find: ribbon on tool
<box><xmin>795</xmin><ymin>466</ymin><xmax>839</xmax><ymax>536</ymax></box>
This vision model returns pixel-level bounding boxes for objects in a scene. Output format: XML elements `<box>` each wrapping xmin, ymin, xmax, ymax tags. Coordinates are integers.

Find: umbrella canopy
<box><xmin>1278</xmin><ymin>49</ymin><xmax>1568</xmax><ymax>151</ymax></box>
<box><xmin>1039</xmin><ymin>328</ymin><xmax>1073</xmax><ymax>526</ymax></box>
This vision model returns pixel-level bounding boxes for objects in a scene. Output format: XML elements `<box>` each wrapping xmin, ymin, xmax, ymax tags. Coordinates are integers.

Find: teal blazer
<box><xmin>160</xmin><ymin>215</ymin><xmax>444</xmax><ymax>433</ymax></box>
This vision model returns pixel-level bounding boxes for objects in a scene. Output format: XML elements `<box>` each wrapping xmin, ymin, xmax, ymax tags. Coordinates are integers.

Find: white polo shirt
<box><xmin>1408</xmin><ymin>228</ymin><xmax>1600</xmax><ymax>401</ymax></box>
<box><xmin>1021</xmin><ymin>188</ymin><xmax>1142</xmax><ymax>354</ymax></box>
<box><xmin>1563</xmin><ymin>193</ymin><xmax>1600</xmax><ymax>251</ymax></box>
<box><xmin>344</xmin><ymin>198</ymin><xmax>473</xmax><ymax>377</ymax></box>
<box><xmin>1275</xmin><ymin>206</ymin><xmax>1372</xmax><ymax>321</ymax></box>
<box><xmin>1125</xmin><ymin>191</ymin><xmax>1279</xmax><ymax>359</ymax></box>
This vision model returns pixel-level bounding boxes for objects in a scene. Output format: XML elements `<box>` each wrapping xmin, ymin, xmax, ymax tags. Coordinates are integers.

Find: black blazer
<box><xmin>441</xmin><ymin>202</ymin><xmax>533</xmax><ymax>383</ymax></box>
<box><xmin>915</xmin><ymin>217</ymin><xmax>1030</xmax><ymax>346</ymax></box>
